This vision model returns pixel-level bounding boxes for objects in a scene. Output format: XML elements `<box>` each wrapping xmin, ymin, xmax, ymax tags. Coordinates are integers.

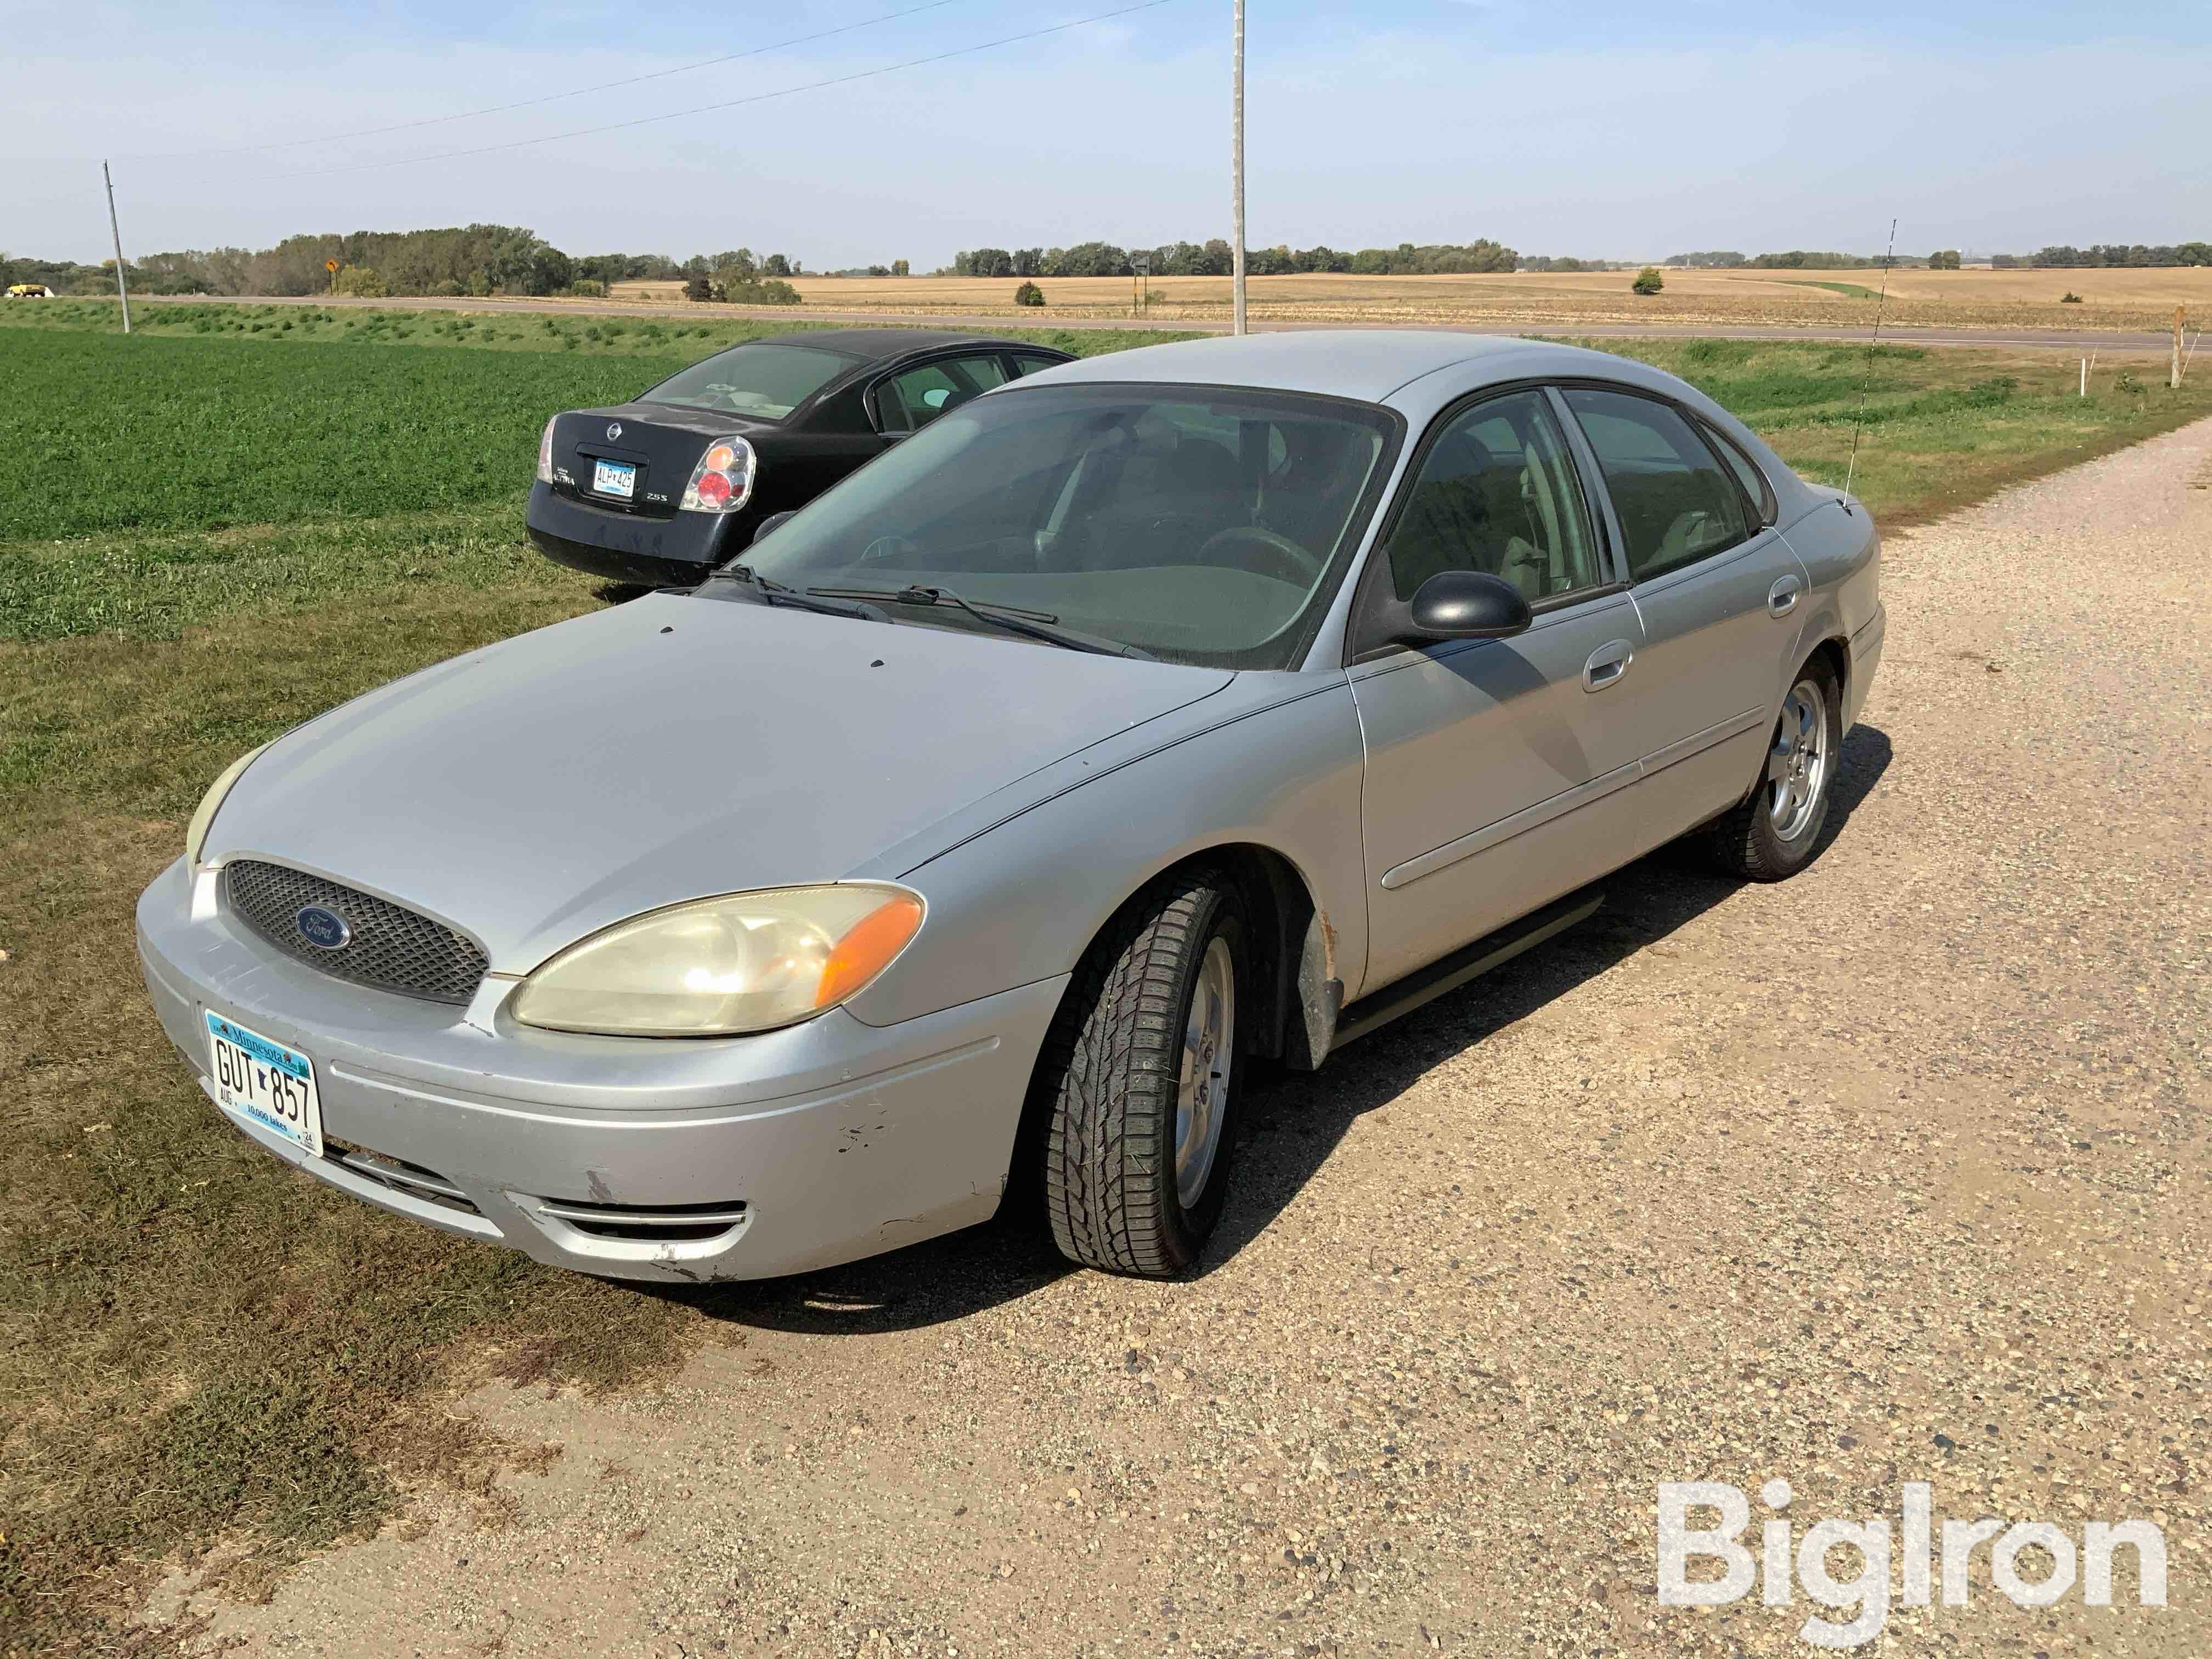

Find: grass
<box><xmin>0</xmin><ymin>332</ymin><xmax>689</xmax><ymax>540</ymax></box>
<box><xmin>3</xmin><ymin>311</ymin><xmax>2210</xmax><ymax>1650</ymax></box>
<box><xmin>1</xmin><ymin>588</ymin><xmax>723</xmax><ymax>1652</ymax></box>
<box><xmin>1777</xmin><ymin>279</ymin><xmax>1883</xmax><ymax>300</ymax></box>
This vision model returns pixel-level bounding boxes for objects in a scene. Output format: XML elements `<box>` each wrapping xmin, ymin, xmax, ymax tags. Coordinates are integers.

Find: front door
<box><xmin>1557</xmin><ymin>387</ymin><xmax>1812</xmax><ymax>852</ymax></box>
<box><xmin>1348</xmin><ymin>387</ymin><xmax>1646</xmax><ymax>995</ymax></box>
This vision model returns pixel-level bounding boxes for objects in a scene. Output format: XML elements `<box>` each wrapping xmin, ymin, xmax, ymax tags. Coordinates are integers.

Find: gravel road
<box><xmin>151</xmin><ymin>423</ymin><xmax>2209</xmax><ymax>1656</ymax></box>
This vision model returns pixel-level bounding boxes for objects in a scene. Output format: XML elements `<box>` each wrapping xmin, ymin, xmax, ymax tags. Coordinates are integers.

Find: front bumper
<box><xmin>136</xmin><ymin>858</ymin><xmax>1066</xmax><ymax>1282</ymax></box>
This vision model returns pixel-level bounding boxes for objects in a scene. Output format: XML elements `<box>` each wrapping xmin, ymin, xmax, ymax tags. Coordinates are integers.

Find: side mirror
<box><xmin>1402</xmin><ymin>569</ymin><xmax>1532</xmax><ymax>641</ymax></box>
<box><xmin>748</xmin><ymin>510</ymin><xmax>798</xmax><ymax>546</ymax></box>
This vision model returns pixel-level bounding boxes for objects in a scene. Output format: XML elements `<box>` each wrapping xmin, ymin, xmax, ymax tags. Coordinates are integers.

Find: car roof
<box><xmin>768</xmin><ymin>328</ymin><xmax>1068</xmax><ymax>363</ymax></box>
<box><xmin>1028</xmin><ymin>329</ymin><xmax>1639</xmax><ymax>406</ymax></box>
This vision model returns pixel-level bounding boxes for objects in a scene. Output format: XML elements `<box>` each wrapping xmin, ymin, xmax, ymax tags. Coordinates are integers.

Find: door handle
<box><xmin>1768</xmin><ymin>574</ymin><xmax>1803</xmax><ymax>617</ymax></box>
<box><xmin>1582</xmin><ymin>639</ymin><xmax>1634</xmax><ymax>692</ymax></box>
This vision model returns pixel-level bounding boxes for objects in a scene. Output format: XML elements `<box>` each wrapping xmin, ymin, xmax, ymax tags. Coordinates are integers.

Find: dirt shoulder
<box><xmin>141</xmin><ymin>424</ymin><xmax>2212</xmax><ymax>1655</ymax></box>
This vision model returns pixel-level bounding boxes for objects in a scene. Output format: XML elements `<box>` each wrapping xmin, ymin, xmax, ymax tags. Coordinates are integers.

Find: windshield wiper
<box><xmin>708</xmin><ymin>563</ymin><xmax>887</xmax><ymax>622</ymax></box>
<box><xmin>810</xmin><ymin>585</ymin><xmax>1154</xmax><ymax>660</ymax></box>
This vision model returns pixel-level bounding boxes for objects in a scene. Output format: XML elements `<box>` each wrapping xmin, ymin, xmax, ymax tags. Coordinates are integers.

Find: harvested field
<box><xmin>613</xmin><ymin>264</ymin><xmax>2212</xmax><ymax>333</ymax></box>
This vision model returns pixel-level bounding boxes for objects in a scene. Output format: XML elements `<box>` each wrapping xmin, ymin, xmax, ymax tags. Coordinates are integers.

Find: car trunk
<box><xmin>548</xmin><ymin>403</ymin><xmax>775</xmax><ymax>520</ymax></box>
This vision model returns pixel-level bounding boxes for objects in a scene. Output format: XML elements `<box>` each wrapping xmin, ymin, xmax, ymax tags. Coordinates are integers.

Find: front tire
<box><xmin>1038</xmin><ymin>870</ymin><xmax>1248</xmax><ymax>1278</ymax></box>
<box><xmin>1707</xmin><ymin>658</ymin><xmax>1843</xmax><ymax>881</ymax></box>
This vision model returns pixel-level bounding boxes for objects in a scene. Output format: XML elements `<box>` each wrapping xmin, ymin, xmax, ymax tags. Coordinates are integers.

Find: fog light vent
<box><xmin>327</xmin><ymin>1137</ymin><xmax>481</xmax><ymax>1216</ymax></box>
<box><xmin>532</xmin><ymin>1198</ymin><xmax>749</xmax><ymax>1243</ymax></box>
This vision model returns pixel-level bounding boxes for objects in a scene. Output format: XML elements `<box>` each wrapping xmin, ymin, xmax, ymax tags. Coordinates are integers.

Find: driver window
<box><xmin>1385</xmin><ymin>391</ymin><xmax>1600</xmax><ymax>603</ymax></box>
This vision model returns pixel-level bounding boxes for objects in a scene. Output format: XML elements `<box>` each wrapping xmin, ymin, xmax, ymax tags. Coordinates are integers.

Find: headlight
<box><xmin>535</xmin><ymin>416</ymin><xmax>556</xmax><ymax>484</ymax></box>
<box><xmin>511</xmin><ymin>883</ymin><xmax>924</xmax><ymax>1037</ymax></box>
<box><xmin>679</xmin><ymin>436</ymin><xmax>756</xmax><ymax>514</ymax></box>
<box><xmin>184</xmin><ymin>741</ymin><xmax>274</xmax><ymax>871</ymax></box>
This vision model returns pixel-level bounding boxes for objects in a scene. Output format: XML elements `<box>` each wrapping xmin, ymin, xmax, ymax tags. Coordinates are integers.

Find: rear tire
<box><xmin>1707</xmin><ymin>658</ymin><xmax>1843</xmax><ymax>881</ymax></box>
<box><xmin>1038</xmin><ymin>870</ymin><xmax>1247</xmax><ymax>1278</ymax></box>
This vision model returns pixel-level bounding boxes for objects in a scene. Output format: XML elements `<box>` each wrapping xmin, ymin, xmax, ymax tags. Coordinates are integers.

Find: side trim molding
<box><xmin>1643</xmin><ymin>708</ymin><xmax>1764</xmax><ymax>778</ymax></box>
<box><xmin>1378</xmin><ymin>760</ymin><xmax>1641</xmax><ymax>891</ymax></box>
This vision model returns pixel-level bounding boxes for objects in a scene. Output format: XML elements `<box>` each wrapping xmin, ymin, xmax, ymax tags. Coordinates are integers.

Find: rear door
<box><xmin>1556</xmin><ymin>385</ymin><xmax>1811</xmax><ymax>853</ymax></box>
<box><xmin>869</xmin><ymin>353</ymin><xmax>1016</xmax><ymax>441</ymax></box>
<box><xmin>1348</xmin><ymin>386</ymin><xmax>1646</xmax><ymax>993</ymax></box>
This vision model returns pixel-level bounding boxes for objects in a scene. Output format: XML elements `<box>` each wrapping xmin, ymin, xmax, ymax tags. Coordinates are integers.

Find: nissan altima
<box><xmin>526</xmin><ymin>328</ymin><xmax>1074</xmax><ymax>588</ymax></box>
<box><xmin>139</xmin><ymin>332</ymin><xmax>1883</xmax><ymax>1283</ymax></box>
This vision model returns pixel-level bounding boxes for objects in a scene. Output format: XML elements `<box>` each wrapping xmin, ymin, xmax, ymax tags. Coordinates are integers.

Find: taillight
<box><xmin>680</xmin><ymin>435</ymin><xmax>755</xmax><ymax>514</ymax></box>
<box><xmin>535</xmin><ymin>417</ymin><xmax>556</xmax><ymax>484</ymax></box>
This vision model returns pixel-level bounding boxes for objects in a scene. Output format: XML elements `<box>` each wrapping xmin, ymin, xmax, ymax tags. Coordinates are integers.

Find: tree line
<box><xmin>948</xmin><ymin>238</ymin><xmax>1518</xmax><ymax>278</ymax></box>
<box><xmin>10</xmin><ymin>223</ymin><xmax>2205</xmax><ymax>300</ymax></box>
<box><xmin>1991</xmin><ymin>244</ymin><xmax>2212</xmax><ymax>268</ymax></box>
<box><xmin>1668</xmin><ymin>245</ymin><xmax>2210</xmax><ymax>270</ymax></box>
<box><xmin>0</xmin><ymin>227</ymin><xmax>827</xmax><ymax>300</ymax></box>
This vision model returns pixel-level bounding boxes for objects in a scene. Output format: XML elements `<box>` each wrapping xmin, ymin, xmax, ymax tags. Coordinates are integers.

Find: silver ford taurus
<box><xmin>137</xmin><ymin>332</ymin><xmax>1883</xmax><ymax>1283</ymax></box>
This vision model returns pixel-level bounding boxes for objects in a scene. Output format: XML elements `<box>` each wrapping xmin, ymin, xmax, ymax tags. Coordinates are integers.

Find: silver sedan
<box><xmin>137</xmin><ymin>332</ymin><xmax>1883</xmax><ymax>1282</ymax></box>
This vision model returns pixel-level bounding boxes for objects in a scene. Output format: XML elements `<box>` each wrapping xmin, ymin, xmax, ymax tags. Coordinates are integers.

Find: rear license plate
<box><xmin>205</xmin><ymin>1012</ymin><xmax>323</xmax><ymax>1157</ymax></box>
<box><xmin>592</xmin><ymin>459</ymin><xmax>637</xmax><ymax>499</ymax></box>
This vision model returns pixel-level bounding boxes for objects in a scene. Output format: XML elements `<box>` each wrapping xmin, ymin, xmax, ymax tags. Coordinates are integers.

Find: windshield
<box><xmin>729</xmin><ymin>382</ymin><xmax>1397</xmax><ymax>668</ymax></box>
<box><xmin>638</xmin><ymin>341</ymin><xmax>852</xmax><ymax>421</ymax></box>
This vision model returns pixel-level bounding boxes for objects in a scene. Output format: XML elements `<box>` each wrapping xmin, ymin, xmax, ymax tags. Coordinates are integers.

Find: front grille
<box><xmin>223</xmin><ymin>860</ymin><xmax>488</xmax><ymax>1006</ymax></box>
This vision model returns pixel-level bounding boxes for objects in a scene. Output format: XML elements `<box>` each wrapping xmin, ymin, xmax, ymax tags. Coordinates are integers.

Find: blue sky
<box><xmin>7</xmin><ymin>1</ymin><xmax>2205</xmax><ymax>266</ymax></box>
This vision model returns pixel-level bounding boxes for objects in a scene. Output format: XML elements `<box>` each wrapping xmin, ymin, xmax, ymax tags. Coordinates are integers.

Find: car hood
<box><xmin>206</xmin><ymin>593</ymin><xmax>1233</xmax><ymax>973</ymax></box>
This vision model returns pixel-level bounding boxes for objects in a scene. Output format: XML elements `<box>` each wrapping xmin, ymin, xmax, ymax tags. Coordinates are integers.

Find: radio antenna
<box><xmin>1841</xmin><ymin>217</ymin><xmax>1898</xmax><ymax>510</ymax></box>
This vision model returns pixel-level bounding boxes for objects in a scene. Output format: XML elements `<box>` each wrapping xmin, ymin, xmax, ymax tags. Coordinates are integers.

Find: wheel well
<box><xmin>1000</xmin><ymin>844</ymin><xmax>1328</xmax><ymax>1221</ymax></box>
<box><xmin>1063</xmin><ymin>844</ymin><xmax>1326</xmax><ymax>1068</ymax></box>
<box><xmin>1809</xmin><ymin>635</ymin><xmax>1849</xmax><ymax>703</ymax></box>
<box><xmin>1183</xmin><ymin>844</ymin><xmax>1324</xmax><ymax>1067</ymax></box>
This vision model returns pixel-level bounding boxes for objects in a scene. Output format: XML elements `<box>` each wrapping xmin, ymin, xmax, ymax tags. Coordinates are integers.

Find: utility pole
<box><xmin>103</xmin><ymin>161</ymin><xmax>132</xmax><ymax>334</ymax></box>
<box><xmin>2175</xmin><ymin>306</ymin><xmax>2186</xmax><ymax>392</ymax></box>
<box><xmin>1231</xmin><ymin>0</ymin><xmax>1246</xmax><ymax>336</ymax></box>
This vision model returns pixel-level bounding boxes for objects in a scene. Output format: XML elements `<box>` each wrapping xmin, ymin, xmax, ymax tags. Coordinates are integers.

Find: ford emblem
<box><xmin>295</xmin><ymin>905</ymin><xmax>352</xmax><ymax>950</ymax></box>
<box><xmin>606</xmin><ymin>421</ymin><xmax>623</xmax><ymax>442</ymax></box>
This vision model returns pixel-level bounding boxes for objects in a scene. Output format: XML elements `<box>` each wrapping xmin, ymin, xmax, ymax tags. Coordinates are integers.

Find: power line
<box><xmin>125</xmin><ymin>0</ymin><xmax>968</xmax><ymax>161</ymax></box>
<box><xmin>219</xmin><ymin>0</ymin><xmax>1180</xmax><ymax>183</ymax></box>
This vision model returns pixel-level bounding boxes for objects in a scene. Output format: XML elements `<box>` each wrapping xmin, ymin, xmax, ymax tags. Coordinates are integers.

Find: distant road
<box><xmin>132</xmin><ymin>291</ymin><xmax>2175</xmax><ymax>354</ymax></box>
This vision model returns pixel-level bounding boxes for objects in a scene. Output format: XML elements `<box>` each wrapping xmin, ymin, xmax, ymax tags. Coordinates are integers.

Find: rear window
<box><xmin>638</xmin><ymin>342</ymin><xmax>851</xmax><ymax>421</ymax></box>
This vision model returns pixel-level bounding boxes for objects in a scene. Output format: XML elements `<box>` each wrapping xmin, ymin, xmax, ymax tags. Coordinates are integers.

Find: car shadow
<box><xmin>648</xmin><ymin>723</ymin><xmax>1893</xmax><ymax>1333</ymax></box>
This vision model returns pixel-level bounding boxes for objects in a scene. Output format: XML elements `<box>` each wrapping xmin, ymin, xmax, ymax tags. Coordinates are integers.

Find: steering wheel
<box><xmin>859</xmin><ymin>534</ymin><xmax>922</xmax><ymax>566</ymax></box>
<box><xmin>1197</xmin><ymin>524</ymin><xmax>1325</xmax><ymax>586</ymax></box>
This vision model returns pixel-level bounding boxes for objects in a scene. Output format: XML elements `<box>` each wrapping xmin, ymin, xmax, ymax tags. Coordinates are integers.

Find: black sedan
<box><xmin>527</xmin><ymin>329</ymin><xmax>1075</xmax><ymax>587</ymax></box>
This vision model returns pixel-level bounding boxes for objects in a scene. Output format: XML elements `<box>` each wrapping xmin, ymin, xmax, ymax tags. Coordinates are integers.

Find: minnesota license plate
<box><xmin>205</xmin><ymin>1012</ymin><xmax>323</xmax><ymax>1157</ymax></box>
<box><xmin>592</xmin><ymin>458</ymin><xmax>637</xmax><ymax>499</ymax></box>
